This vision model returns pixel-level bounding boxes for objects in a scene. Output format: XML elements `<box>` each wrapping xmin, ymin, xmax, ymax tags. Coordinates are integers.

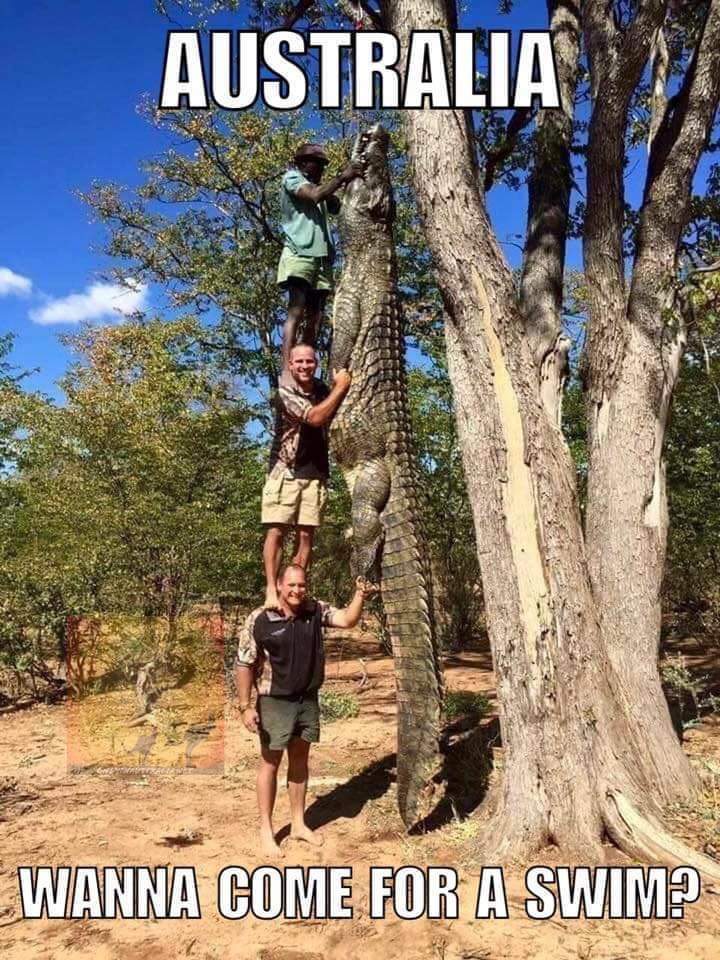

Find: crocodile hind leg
<box><xmin>349</xmin><ymin>458</ymin><xmax>391</xmax><ymax>584</ymax></box>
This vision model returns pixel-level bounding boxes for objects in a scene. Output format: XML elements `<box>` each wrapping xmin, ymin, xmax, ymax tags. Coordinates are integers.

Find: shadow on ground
<box><xmin>276</xmin><ymin>755</ymin><xmax>396</xmax><ymax>841</ymax></box>
<box><xmin>278</xmin><ymin>714</ymin><xmax>501</xmax><ymax>839</ymax></box>
<box><xmin>412</xmin><ymin>715</ymin><xmax>500</xmax><ymax>834</ymax></box>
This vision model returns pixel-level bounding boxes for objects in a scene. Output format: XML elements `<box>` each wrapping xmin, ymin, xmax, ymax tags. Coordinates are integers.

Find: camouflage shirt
<box><xmin>267</xmin><ymin>374</ymin><xmax>330</xmax><ymax>481</ymax></box>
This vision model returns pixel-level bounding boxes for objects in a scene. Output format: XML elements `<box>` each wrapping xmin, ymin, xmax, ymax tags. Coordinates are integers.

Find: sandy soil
<box><xmin>1</xmin><ymin>632</ymin><xmax>720</xmax><ymax>959</ymax></box>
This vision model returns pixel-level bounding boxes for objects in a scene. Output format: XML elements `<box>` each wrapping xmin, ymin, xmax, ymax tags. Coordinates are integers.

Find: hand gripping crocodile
<box><xmin>330</xmin><ymin>124</ymin><xmax>444</xmax><ymax>826</ymax></box>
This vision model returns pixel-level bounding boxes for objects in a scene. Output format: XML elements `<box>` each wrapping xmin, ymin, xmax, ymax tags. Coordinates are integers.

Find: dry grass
<box><xmin>664</xmin><ymin>758</ymin><xmax>720</xmax><ymax>858</ymax></box>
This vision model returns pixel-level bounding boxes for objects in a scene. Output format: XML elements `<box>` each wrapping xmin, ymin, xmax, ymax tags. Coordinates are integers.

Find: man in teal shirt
<box><xmin>277</xmin><ymin>143</ymin><xmax>362</xmax><ymax>368</ymax></box>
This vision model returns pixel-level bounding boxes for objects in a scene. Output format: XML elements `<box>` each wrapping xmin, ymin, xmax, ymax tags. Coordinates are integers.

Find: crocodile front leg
<box><xmin>331</xmin><ymin>277</ymin><xmax>362</xmax><ymax>372</ymax></box>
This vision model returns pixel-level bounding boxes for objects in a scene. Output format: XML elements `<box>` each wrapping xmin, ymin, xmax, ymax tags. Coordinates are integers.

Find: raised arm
<box><xmin>295</xmin><ymin>162</ymin><xmax>363</xmax><ymax>205</ymax></box>
<box><xmin>304</xmin><ymin>370</ymin><xmax>352</xmax><ymax>427</ymax></box>
<box><xmin>327</xmin><ymin>578</ymin><xmax>379</xmax><ymax>629</ymax></box>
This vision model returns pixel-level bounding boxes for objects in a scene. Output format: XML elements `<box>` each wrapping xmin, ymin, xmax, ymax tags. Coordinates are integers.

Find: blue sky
<box><xmin>2</xmin><ymin>1</ymin><xmax>174</xmax><ymax>395</ymax></box>
<box><xmin>0</xmin><ymin>1</ymin><xmax>644</xmax><ymax>398</ymax></box>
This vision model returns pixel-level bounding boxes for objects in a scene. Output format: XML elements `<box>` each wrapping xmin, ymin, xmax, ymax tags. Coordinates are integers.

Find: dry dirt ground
<box><xmin>1</xmin><ymin>631</ymin><xmax>720</xmax><ymax>959</ymax></box>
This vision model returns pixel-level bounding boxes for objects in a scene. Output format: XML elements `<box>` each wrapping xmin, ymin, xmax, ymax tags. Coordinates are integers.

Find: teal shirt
<box><xmin>280</xmin><ymin>169</ymin><xmax>334</xmax><ymax>259</ymax></box>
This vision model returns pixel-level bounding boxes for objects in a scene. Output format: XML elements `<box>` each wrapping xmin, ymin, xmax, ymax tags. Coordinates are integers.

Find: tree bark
<box><xmin>519</xmin><ymin>0</ymin><xmax>580</xmax><ymax>427</ymax></box>
<box><xmin>385</xmin><ymin>0</ymin><xmax>720</xmax><ymax>872</ymax></box>
<box><xmin>584</xmin><ymin>0</ymin><xmax>720</xmax><ymax>805</ymax></box>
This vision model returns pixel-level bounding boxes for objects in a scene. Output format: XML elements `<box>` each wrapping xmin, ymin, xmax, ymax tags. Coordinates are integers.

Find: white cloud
<box><xmin>0</xmin><ymin>267</ymin><xmax>32</xmax><ymax>297</ymax></box>
<box><xmin>30</xmin><ymin>281</ymin><xmax>149</xmax><ymax>326</ymax></box>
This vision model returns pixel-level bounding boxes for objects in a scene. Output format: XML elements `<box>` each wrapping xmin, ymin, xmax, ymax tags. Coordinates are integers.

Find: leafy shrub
<box><xmin>319</xmin><ymin>689</ymin><xmax>359</xmax><ymax>722</ymax></box>
<box><xmin>661</xmin><ymin>653</ymin><xmax>720</xmax><ymax>731</ymax></box>
<box><xmin>443</xmin><ymin>690</ymin><xmax>490</xmax><ymax>721</ymax></box>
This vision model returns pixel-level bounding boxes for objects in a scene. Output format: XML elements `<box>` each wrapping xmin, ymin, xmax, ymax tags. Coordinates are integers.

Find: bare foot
<box><xmin>260</xmin><ymin>830</ymin><xmax>283</xmax><ymax>859</ymax></box>
<box><xmin>264</xmin><ymin>591</ymin><xmax>279</xmax><ymax>610</ymax></box>
<box><xmin>290</xmin><ymin>825</ymin><xmax>323</xmax><ymax>847</ymax></box>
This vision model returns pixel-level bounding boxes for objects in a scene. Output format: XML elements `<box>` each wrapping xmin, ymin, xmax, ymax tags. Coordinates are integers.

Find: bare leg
<box><xmin>291</xmin><ymin>525</ymin><xmax>315</xmax><ymax>572</ymax></box>
<box><xmin>282</xmin><ymin>283</ymin><xmax>309</xmax><ymax>370</ymax></box>
<box><xmin>257</xmin><ymin>745</ymin><xmax>284</xmax><ymax>858</ymax></box>
<box><xmin>287</xmin><ymin>737</ymin><xmax>322</xmax><ymax>846</ymax></box>
<box><xmin>263</xmin><ymin>526</ymin><xmax>285</xmax><ymax>607</ymax></box>
<box><xmin>302</xmin><ymin>290</ymin><xmax>327</xmax><ymax>349</ymax></box>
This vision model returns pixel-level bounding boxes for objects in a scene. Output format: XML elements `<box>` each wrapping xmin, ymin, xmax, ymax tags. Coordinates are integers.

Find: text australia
<box><xmin>159</xmin><ymin>30</ymin><xmax>560</xmax><ymax>111</ymax></box>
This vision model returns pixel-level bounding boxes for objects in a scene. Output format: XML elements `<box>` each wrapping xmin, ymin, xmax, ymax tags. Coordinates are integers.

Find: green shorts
<box><xmin>257</xmin><ymin>693</ymin><xmax>321</xmax><ymax>751</ymax></box>
<box><xmin>277</xmin><ymin>247</ymin><xmax>333</xmax><ymax>292</ymax></box>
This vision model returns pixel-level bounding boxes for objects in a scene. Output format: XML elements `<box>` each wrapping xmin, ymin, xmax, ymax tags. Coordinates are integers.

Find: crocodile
<box><xmin>329</xmin><ymin>124</ymin><xmax>443</xmax><ymax>826</ymax></box>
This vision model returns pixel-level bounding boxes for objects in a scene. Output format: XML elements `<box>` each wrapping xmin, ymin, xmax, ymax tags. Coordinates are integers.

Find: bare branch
<box><xmin>582</xmin><ymin>0</ymin><xmax>620</xmax><ymax>98</ymax></box>
<box><xmin>691</xmin><ymin>258</ymin><xmax>720</xmax><ymax>275</ymax></box>
<box><xmin>281</xmin><ymin>0</ymin><xmax>315</xmax><ymax>29</ymax></box>
<box><xmin>648</xmin><ymin>23</ymin><xmax>670</xmax><ymax>150</ymax></box>
<box><xmin>618</xmin><ymin>0</ymin><xmax>671</xmax><ymax>97</ymax></box>
<box><xmin>281</xmin><ymin>0</ymin><xmax>385</xmax><ymax>29</ymax></box>
<box><xmin>338</xmin><ymin>0</ymin><xmax>385</xmax><ymax>30</ymax></box>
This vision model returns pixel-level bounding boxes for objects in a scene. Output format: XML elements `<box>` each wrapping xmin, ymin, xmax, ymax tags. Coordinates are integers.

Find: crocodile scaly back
<box><xmin>330</xmin><ymin>125</ymin><xmax>443</xmax><ymax>826</ymax></box>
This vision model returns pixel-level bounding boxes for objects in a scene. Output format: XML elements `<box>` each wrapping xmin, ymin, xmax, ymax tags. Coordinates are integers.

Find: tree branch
<box><xmin>690</xmin><ymin>257</ymin><xmax>720</xmax><ymax>275</ymax></box>
<box><xmin>483</xmin><ymin>107</ymin><xmax>535</xmax><ymax>193</ymax></box>
<box><xmin>282</xmin><ymin>0</ymin><xmax>315</xmax><ymax>29</ymax></box>
<box><xmin>581</xmin><ymin>0</ymin><xmax>670</xmax><ymax>400</ymax></box>
<box><xmin>629</xmin><ymin>0</ymin><xmax>720</xmax><ymax>334</ymax></box>
<box><xmin>519</xmin><ymin>0</ymin><xmax>581</xmax><ymax>423</ymax></box>
<box><xmin>618</xmin><ymin>0</ymin><xmax>671</xmax><ymax>98</ymax></box>
<box><xmin>338</xmin><ymin>0</ymin><xmax>385</xmax><ymax>30</ymax></box>
<box><xmin>281</xmin><ymin>0</ymin><xmax>385</xmax><ymax>30</ymax></box>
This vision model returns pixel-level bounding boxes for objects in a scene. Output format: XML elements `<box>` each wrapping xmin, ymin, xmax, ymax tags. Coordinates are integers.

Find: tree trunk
<box><xmin>386</xmin><ymin>0</ymin><xmax>720</xmax><ymax>872</ymax></box>
<box><xmin>134</xmin><ymin>660</ymin><xmax>159</xmax><ymax>717</ymax></box>
<box><xmin>519</xmin><ymin>0</ymin><xmax>579</xmax><ymax>426</ymax></box>
<box><xmin>583</xmin><ymin>0</ymin><xmax>720</xmax><ymax>806</ymax></box>
<box><xmin>585</xmin><ymin>323</ymin><xmax>696</xmax><ymax>804</ymax></box>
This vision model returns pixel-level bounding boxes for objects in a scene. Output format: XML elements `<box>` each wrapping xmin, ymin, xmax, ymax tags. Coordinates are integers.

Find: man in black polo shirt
<box><xmin>261</xmin><ymin>344</ymin><xmax>351</xmax><ymax>608</ymax></box>
<box><xmin>235</xmin><ymin>564</ymin><xmax>376</xmax><ymax>857</ymax></box>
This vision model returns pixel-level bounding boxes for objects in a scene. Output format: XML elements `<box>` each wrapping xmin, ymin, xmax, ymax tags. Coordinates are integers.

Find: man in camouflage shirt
<box><xmin>261</xmin><ymin>343</ymin><xmax>351</xmax><ymax>608</ymax></box>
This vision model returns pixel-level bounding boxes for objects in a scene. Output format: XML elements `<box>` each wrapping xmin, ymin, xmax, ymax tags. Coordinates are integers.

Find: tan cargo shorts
<box><xmin>261</xmin><ymin>472</ymin><xmax>328</xmax><ymax>528</ymax></box>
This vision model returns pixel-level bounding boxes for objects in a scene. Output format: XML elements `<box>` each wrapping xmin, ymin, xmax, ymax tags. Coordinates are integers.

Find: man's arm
<box><xmin>235</xmin><ymin>663</ymin><xmax>255</xmax><ymax>710</ymax></box>
<box><xmin>326</xmin><ymin>578</ymin><xmax>379</xmax><ymax>629</ymax></box>
<box><xmin>304</xmin><ymin>370</ymin><xmax>352</xmax><ymax>427</ymax></box>
<box><xmin>235</xmin><ymin>611</ymin><xmax>261</xmax><ymax>733</ymax></box>
<box><xmin>295</xmin><ymin>163</ymin><xmax>363</xmax><ymax>205</ymax></box>
<box><xmin>234</xmin><ymin>663</ymin><xmax>259</xmax><ymax>733</ymax></box>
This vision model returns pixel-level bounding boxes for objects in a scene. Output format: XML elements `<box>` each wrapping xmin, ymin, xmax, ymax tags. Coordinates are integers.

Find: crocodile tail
<box><xmin>381</xmin><ymin>466</ymin><xmax>444</xmax><ymax>826</ymax></box>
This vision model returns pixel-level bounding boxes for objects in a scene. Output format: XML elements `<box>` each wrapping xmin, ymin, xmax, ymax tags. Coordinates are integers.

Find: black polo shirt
<box><xmin>237</xmin><ymin>601</ymin><xmax>337</xmax><ymax>697</ymax></box>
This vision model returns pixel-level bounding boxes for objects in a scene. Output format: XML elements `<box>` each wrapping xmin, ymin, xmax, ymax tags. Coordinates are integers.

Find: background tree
<box><xmin>1</xmin><ymin>318</ymin><xmax>264</xmax><ymax>700</ymax></box>
<box><xmin>666</xmin><ymin>271</ymin><xmax>720</xmax><ymax>631</ymax></box>
<box><xmin>408</xmin><ymin>361</ymin><xmax>482</xmax><ymax>651</ymax></box>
